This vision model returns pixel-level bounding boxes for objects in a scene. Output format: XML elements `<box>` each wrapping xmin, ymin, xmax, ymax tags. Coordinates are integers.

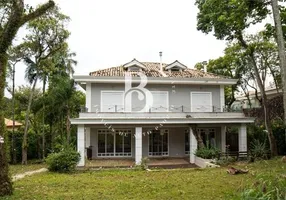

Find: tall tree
<box><xmin>271</xmin><ymin>0</ymin><xmax>286</xmax><ymax>131</ymax></box>
<box><xmin>13</xmin><ymin>6</ymin><xmax>70</xmax><ymax>164</ymax></box>
<box><xmin>0</xmin><ymin>0</ymin><xmax>54</xmax><ymax>196</ymax></box>
<box><xmin>195</xmin><ymin>0</ymin><xmax>278</xmax><ymax>156</ymax></box>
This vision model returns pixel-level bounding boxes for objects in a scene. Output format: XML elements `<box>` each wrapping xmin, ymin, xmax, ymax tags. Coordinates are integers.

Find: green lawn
<box><xmin>9</xmin><ymin>163</ymin><xmax>47</xmax><ymax>176</ymax></box>
<box><xmin>2</xmin><ymin>158</ymin><xmax>286</xmax><ymax>200</ymax></box>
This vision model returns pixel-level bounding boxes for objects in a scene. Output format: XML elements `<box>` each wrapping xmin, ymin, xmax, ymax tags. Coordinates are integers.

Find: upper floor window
<box><xmin>101</xmin><ymin>91</ymin><xmax>124</xmax><ymax>112</ymax></box>
<box><xmin>190</xmin><ymin>92</ymin><xmax>212</xmax><ymax>112</ymax></box>
<box><xmin>150</xmin><ymin>91</ymin><xmax>169</xmax><ymax>112</ymax></box>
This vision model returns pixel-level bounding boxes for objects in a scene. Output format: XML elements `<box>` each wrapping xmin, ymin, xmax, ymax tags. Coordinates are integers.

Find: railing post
<box><xmin>181</xmin><ymin>105</ymin><xmax>184</xmax><ymax>112</ymax></box>
<box><xmin>115</xmin><ymin>105</ymin><xmax>117</xmax><ymax>112</ymax></box>
<box><xmin>212</xmin><ymin>106</ymin><xmax>215</xmax><ymax>112</ymax></box>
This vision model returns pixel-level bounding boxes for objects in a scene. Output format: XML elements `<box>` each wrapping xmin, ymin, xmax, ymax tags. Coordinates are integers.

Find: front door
<box><xmin>148</xmin><ymin>130</ymin><xmax>169</xmax><ymax>156</ymax></box>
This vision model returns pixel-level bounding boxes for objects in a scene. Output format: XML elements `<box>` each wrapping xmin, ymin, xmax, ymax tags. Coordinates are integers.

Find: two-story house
<box><xmin>71</xmin><ymin>59</ymin><xmax>254</xmax><ymax>167</ymax></box>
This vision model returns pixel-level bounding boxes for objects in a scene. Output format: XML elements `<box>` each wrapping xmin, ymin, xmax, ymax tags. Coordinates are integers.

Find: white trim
<box><xmin>147</xmin><ymin>129</ymin><xmax>169</xmax><ymax>157</ymax></box>
<box><xmin>73</xmin><ymin>75</ymin><xmax>238</xmax><ymax>86</ymax></box>
<box><xmin>86</xmin><ymin>83</ymin><xmax>92</xmax><ymax>112</ymax></box>
<box><xmin>190</xmin><ymin>92</ymin><xmax>213</xmax><ymax>112</ymax></box>
<box><xmin>150</xmin><ymin>91</ymin><xmax>169</xmax><ymax>112</ymax></box>
<box><xmin>165</xmin><ymin>60</ymin><xmax>187</xmax><ymax>70</ymax></box>
<box><xmin>100</xmin><ymin>90</ymin><xmax>124</xmax><ymax>112</ymax></box>
<box><xmin>123</xmin><ymin>59</ymin><xmax>146</xmax><ymax>70</ymax></box>
<box><xmin>77</xmin><ymin>125</ymin><xmax>85</xmax><ymax>166</ymax></box>
<box><xmin>220</xmin><ymin>85</ymin><xmax>225</xmax><ymax>112</ymax></box>
<box><xmin>71</xmin><ymin>118</ymin><xmax>255</xmax><ymax>125</ymax></box>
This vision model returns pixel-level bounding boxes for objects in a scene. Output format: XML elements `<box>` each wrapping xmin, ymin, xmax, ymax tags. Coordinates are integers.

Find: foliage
<box><xmin>195</xmin><ymin>147</ymin><xmax>220</xmax><ymax>159</ymax></box>
<box><xmin>241</xmin><ymin>177</ymin><xmax>286</xmax><ymax>200</ymax></box>
<box><xmin>250</xmin><ymin>139</ymin><xmax>269</xmax><ymax>160</ymax></box>
<box><xmin>214</xmin><ymin>156</ymin><xmax>236</xmax><ymax>166</ymax></box>
<box><xmin>135</xmin><ymin>157</ymin><xmax>149</xmax><ymax>170</ymax></box>
<box><xmin>45</xmin><ymin>147</ymin><xmax>80</xmax><ymax>173</ymax></box>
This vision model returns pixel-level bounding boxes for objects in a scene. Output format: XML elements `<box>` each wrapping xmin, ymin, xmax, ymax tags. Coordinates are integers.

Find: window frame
<box><xmin>190</xmin><ymin>92</ymin><xmax>213</xmax><ymax>112</ymax></box>
<box><xmin>100</xmin><ymin>90</ymin><xmax>124</xmax><ymax>112</ymax></box>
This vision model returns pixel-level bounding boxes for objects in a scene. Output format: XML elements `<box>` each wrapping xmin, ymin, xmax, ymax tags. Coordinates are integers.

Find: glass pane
<box><xmin>162</xmin><ymin>132</ymin><xmax>168</xmax><ymax>152</ymax></box>
<box><xmin>98</xmin><ymin>134</ymin><xmax>105</xmax><ymax>153</ymax></box>
<box><xmin>116</xmin><ymin>134</ymin><xmax>123</xmax><ymax>153</ymax></box>
<box><xmin>185</xmin><ymin>132</ymin><xmax>190</xmax><ymax>152</ymax></box>
<box><xmin>124</xmin><ymin>133</ymin><xmax>131</xmax><ymax>153</ymax></box>
<box><xmin>106</xmin><ymin>134</ymin><xmax>114</xmax><ymax>153</ymax></box>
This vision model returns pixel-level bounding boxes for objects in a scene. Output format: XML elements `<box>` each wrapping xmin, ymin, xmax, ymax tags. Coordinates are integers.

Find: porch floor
<box><xmin>85</xmin><ymin>157</ymin><xmax>197</xmax><ymax>169</ymax></box>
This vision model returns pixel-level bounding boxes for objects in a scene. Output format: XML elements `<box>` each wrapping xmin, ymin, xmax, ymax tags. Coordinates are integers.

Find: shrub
<box><xmin>195</xmin><ymin>147</ymin><xmax>221</xmax><ymax>159</ymax></box>
<box><xmin>250</xmin><ymin>139</ymin><xmax>269</xmax><ymax>160</ymax></box>
<box><xmin>214</xmin><ymin>156</ymin><xmax>236</xmax><ymax>166</ymax></box>
<box><xmin>46</xmin><ymin>148</ymin><xmax>80</xmax><ymax>173</ymax></box>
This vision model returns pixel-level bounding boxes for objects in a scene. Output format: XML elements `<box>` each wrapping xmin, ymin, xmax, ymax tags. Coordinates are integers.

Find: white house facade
<box><xmin>71</xmin><ymin>59</ymin><xmax>255</xmax><ymax>167</ymax></box>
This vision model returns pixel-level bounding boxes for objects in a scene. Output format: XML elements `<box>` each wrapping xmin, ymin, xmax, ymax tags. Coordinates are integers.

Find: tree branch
<box><xmin>20</xmin><ymin>0</ymin><xmax>55</xmax><ymax>26</ymax></box>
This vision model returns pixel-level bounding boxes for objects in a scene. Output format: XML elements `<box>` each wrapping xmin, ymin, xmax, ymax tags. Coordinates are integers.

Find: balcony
<box><xmin>80</xmin><ymin>105</ymin><xmax>241</xmax><ymax>113</ymax></box>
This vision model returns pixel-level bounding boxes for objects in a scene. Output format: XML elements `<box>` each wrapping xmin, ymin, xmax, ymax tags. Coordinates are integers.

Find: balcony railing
<box><xmin>80</xmin><ymin>105</ymin><xmax>241</xmax><ymax>113</ymax></box>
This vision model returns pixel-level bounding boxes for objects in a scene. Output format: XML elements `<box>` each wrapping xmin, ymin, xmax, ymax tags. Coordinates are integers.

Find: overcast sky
<box><xmin>6</xmin><ymin>0</ymin><xmax>231</xmax><ymax>96</ymax></box>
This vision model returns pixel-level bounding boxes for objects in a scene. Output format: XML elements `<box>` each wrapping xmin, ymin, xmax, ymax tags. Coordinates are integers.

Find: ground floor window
<box><xmin>97</xmin><ymin>129</ymin><xmax>132</xmax><ymax>157</ymax></box>
<box><xmin>149</xmin><ymin>129</ymin><xmax>169</xmax><ymax>156</ymax></box>
<box><xmin>185</xmin><ymin>129</ymin><xmax>190</xmax><ymax>155</ymax></box>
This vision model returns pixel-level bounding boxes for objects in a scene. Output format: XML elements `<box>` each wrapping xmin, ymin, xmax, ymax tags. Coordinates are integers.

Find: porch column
<box><xmin>135</xmin><ymin>127</ymin><xmax>142</xmax><ymax>165</ymax></box>
<box><xmin>189</xmin><ymin>127</ymin><xmax>197</xmax><ymax>163</ymax></box>
<box><xmin>86</xmin><ymin>83</ymin><xmax>91</xmax><ymax>112</ymax></box>
<box><xmin>77</xmin><ymin>125</ymin><xmax>85</xmax><ymax>167</ymax></box>
<box><xmin>238</xmin><ymin>123</ymin><xmax>247</xmax><ymax>152</ymax></box>
<box><xmin>221</xmin><ymin>125</ymin><xmax>226</xmax><ymax>153</ymax></box>
<box><xmin>85</xmin><ymin>127</ymin><xmax>91</xmax><ymax>148</ymax></box>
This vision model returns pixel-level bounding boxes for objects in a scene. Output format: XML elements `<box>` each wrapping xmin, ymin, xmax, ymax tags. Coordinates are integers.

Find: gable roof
<box><xmin>89</xmin><ymin>61</ymin><xmax>228</xmax><ymax>79</ymax></box>
<box><xmin>122</xmin><ymin>59</ymin><xmax>146</xmax><ymax>70</ymax></box>
<box><xmin>165</xmin><ymin>60</ymin><xmax>188</xmax><ymax>70</ymax></box>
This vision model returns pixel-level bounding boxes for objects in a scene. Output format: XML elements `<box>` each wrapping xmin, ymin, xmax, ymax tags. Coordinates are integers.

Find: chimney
<box><xmin>159</xmin><ymin>51</ymin><xmax>163</xmax><ymax>72</ymax></box>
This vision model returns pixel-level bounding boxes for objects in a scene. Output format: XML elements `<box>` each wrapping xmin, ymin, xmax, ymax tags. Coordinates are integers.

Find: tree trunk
<box><xmin>271</xmin><ymin>0</ymin><xmax>286</xmax><ymax>150</ymax></box>
<box><xmin>238</xmin><ymin>34</ymin><xmax>278</xmax><ymax>156</ymax></box>
<box><xmin>249</xmin><ymin>56</ymin><xmax>278</xmax><ymax>156</ymax></box>
<box><xmin>42</xmin><ymin>79</ymin><xmax>46</xmax><ymax>159</ymax></box>
<box><xmin>192</xmin><ymin>126</ymin><xmax>205</xmax><ymax>148</ymax></box>
<box><xmin>0</xmin><ymin>1</ymin><xmax>54</xmax><ymax>196</ymax></box>
<box><xmin>0</xmin><ymin>55</ymin><xmax>12</xmax><ymax>196</ymax></box>
<box><xmin>22</xmin><ymin>78</ymin><xmax>38</xmax><ymax>165</ymax></box>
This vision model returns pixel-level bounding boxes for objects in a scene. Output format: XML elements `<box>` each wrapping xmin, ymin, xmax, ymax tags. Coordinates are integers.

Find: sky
<box><xmin>6</xmin><ymin>0</ymin><xmax>229</xmax><ymax>97</ymax></box>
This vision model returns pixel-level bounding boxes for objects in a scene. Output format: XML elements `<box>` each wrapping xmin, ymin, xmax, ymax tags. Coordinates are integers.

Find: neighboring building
<box><xmin>71</xmin><ymin>59</ymin><xmax>254</xmax><ymax>167</ymax></box>
<box><xmin>232</xmin><ymin>87</ymin><xmax>282</xmax><ymax>111</ymax></box>
<box><xmin>4</xmin><ymin>118</ymin><xmax>22</xmax><ymax>131</ymax></box>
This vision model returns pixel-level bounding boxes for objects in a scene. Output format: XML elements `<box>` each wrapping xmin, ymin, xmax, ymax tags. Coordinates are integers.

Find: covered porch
<box><xmin>75</xmin><ymin>122</ymin><xmax>249</xmax><ymax>167</ymax></box>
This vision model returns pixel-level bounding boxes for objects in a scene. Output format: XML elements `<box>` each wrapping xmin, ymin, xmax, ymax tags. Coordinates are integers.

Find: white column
<box><xmin>86</xmin><ymin>83</ymin><xmax>91</xmax><ymax>112</ymax></box>
<box><xmin>220</xmin><ymin>85</ymin><xmax>225</xmax><ymax>112</ymax></box>
<box><xmin>77</xmin><ymin>125</ymin><xmax>85</xmax><ymax>167</ymax></box>
<box><xmin>135</xmin><ymin>127</ymin><xmax>142</xmax><ymax>165</ymax></box>
<box><xmin>85</xmin><ymin>127</ymin><xmax>91</xmax><ymax>148</ymax></box>
<box><xmin>189</xmin><ymin>127</ymin><xmax>197</xmax><ymax>163</ymax></box>
<box><xmin>221</xmin><ymin>125</ymin><xmax>226</xmax><ymax>153</ymax></box>
<box><xmin>238</xmin><ymin>123</ymin><xmax>247</xmax><ymax>152</ymax></box>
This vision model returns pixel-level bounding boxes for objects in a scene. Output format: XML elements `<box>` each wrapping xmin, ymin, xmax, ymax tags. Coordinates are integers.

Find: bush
<box><xmin>214</xmin><ymin>156</ymin><xmax>236</xmax><ymax>166</ymax></box>
<box><xmin>250</xmin><ymin>139</ymin><xmax>269</xmax><ymax>160</ymax></box>
<box><xmin>195</xmin><ymin>147</ymin><xmax>221</xmax><ymax>159</ymax></box>
<box><xmin>46</xmin><ymin>148</ymin><xmax>80</xmax><ymax>173</ymax></box>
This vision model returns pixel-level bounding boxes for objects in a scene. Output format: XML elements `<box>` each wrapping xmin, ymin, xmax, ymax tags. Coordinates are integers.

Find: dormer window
<box><xmin>165</xmin><ymin>60</ymin><xmax>187</xmax><ymax>72</ymax></box>
<box><xmin>123</xmin><ymin>59</ymin><xmax>146</xmax><ymax>72</ymax></box>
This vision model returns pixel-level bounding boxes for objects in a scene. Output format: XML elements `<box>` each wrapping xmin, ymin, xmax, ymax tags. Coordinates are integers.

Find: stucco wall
<box><xmin>90</xmin><ymin>83</ymin><xmax>221</xmax><ymax>112</ymax></box>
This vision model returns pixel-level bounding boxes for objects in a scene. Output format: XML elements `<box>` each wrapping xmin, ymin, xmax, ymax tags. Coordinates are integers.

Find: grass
<box><xmin>1</xmin><ymin>158</ymin><xmax>286</xmax><ymax>200</ymax></box>
<box><xmin>9</xmin><ymin>163</ymin><xmax>47</xmax><ymax>176</ymax></box>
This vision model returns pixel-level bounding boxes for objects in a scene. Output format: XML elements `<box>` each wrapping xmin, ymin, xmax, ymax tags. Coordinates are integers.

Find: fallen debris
<box><xmin>227</xmin><ymin>167</ymin><xmax>248</xmax><ymax>175</ymax></box>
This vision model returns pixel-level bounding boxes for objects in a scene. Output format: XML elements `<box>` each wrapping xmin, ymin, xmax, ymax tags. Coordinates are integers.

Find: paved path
<box><xmin>12</xmin><ymin>168</ymin><xmax>48</xmax><ymax>181</ymax></box>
